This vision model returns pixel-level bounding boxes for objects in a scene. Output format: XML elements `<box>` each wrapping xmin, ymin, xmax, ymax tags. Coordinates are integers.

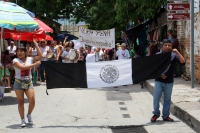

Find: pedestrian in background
<box><xmin>115</xmin><ymin>43</ymin><xmax>130</xmax><ymax>60</ymax></box>
<box><xmin>39</xmin><ymin>39</ymin><xmax>51</xmax><ymax>82</ymax></box>
<box><xmin>95</xmin><ymin>48</ymin><xmax>100</xmax><ymax>62</ymax></box>
<box><xmin>172</xmin><ymin>33</ymin><xmax>180</xmax><ymax>77</ymax></box>
<box><xmin>77</xmin><ymin>47</ymin><xmax>86</xmax><ymax>63</ymax></box>
<box><xmin>7</xmin><ymin>40</ymin><xmax>16</xmax><ymax>60</ymax></box>
<box><xmin>57</xmin><ymin>45</ymin><xmax>64</xmax><ymax>63</ymax></box>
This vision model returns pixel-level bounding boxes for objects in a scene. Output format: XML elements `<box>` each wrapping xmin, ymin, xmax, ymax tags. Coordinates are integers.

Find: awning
<box><xmin>123</xmin><ymin>19</ymin><xmax>153</xmax><ymax>35</ymax></box>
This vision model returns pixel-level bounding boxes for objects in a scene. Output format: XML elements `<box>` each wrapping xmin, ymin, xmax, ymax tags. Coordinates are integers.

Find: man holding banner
<box><xmin>151</xmin><ymin>40</ymin><xmax>185</xmax><ymax>122</ymax></box>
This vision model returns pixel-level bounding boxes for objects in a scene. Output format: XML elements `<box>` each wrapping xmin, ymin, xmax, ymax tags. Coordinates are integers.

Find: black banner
<box><xmin>132</xmin><ymin>52</ymin><xmax>171</xmax><ymax>84</ymax></box>
<box><xmin>44</xmin><ymin>62</ymin><xmax>87</xmax><ymax>89</ymax></box>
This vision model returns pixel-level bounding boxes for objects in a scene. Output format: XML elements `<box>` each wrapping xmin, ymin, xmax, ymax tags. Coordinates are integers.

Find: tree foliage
<box><xmin>9</xmin><ymin>0</ymin><xmax>167</xmax><ymax>37</ymax></box>
<box><xmin>115</xmin><ymin>0</ymin><xmax>167</xmax><ymax>23</ymax></box>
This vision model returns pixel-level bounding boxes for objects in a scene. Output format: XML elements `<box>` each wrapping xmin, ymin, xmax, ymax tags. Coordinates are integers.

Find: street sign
<box><xmin>167</xmin><ymin>13</ymin><xmax>190</xmax><ymax>21</ymax></box>
<box><xmin>167</xmin><ymin>3</ymin><xmax>190</xmax><ymax>11</ymax></box>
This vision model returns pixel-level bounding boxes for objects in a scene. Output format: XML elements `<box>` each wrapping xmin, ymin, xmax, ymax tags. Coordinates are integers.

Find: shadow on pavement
<box><xmin>0</xmin><ymin>96</ymin><xmax>28</xmax><ymax>106</ymax></box>
<box><xmin>6</xmin><ymin>124</ymin><xmax>33</xmax><ymax>129</ymax></box>
<box><xmin>74</xmin><ymin>84</ymin><xmax>146</xmax><ymax>93</ymax></box>
<box><xmin>145</xmin><ymin>120</ymin><xmax>181</xmax><ymax>126</ymax></box>
<box><xmin>40</xmin><ymin>125</ymin><xmax>107</xmax><ymax>129</ymax></box>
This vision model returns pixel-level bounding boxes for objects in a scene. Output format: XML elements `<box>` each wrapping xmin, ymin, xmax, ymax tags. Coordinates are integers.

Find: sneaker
<box><xmin>163</xmin><ymin>116</ymin><xmax>174</xmax><ymax>122</ymax></box>
<box><xmin>27</xmin><ymin>114</ymin><xmax>33</xmax><ymax>125</ymax></box>
<box><xmin>150</xmin><ymin>115</ymin><xmax>159</xmax><ymax>122</ymax></box>
<box><xmin>21</xmin><ymin>119</ymin><xmax>26</xmax><ymax>127</ymax></box>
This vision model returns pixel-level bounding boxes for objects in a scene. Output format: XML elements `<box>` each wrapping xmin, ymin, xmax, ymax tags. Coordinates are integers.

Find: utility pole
<box><xmin>190</xmin><ymin>0</ymin><xmax>194</xmax><ymax>88</ymax></box>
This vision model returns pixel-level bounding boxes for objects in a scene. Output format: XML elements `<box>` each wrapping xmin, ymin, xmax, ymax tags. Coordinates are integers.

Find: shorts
<box><xmin>13</xmin><ymin>79</ymin><xmax>34</xmax><ymax>90</ymax></box>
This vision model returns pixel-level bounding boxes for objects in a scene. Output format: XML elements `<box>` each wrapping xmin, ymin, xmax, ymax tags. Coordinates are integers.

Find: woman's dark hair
<box><xmin>5</xmin><ymin>50</ymin><xmax>9</xmax><ymax>55</ymax></box>
<box><xmin>69</xmin><ymin>41</ymin><xmax>74</xmax><ymax>48</ymax></box>
<box><xmin>167</xmin><ymin>30</ymin><xmax>173</xmax><ymax>35</ymax></box>
<box><xmin>172</xmin><ymin>33</ymin><xmax>177</xmax><ymax>38</ymax></box>
<box><xmin>16</xmin><ymin>46</ymin><xmax>27</xmax><ymax>57</ymax></box>
<box><xmin>163</xmin><ymin>39</ymin><xmax>172</xmax><ymax>44</ymax></box>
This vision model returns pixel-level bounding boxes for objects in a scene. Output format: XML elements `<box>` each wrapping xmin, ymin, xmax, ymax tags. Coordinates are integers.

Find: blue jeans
<box><xmin>153</xmin><ymin>81</ymin><xmax>173</xmax><ymax>119</ymax></box>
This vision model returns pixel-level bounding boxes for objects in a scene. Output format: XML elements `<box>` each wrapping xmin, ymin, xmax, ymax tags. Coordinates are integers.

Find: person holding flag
<box><xmin>150</xmin><ymin>40</ymin><xmax>185</xmax><ymax>122</ymax></box>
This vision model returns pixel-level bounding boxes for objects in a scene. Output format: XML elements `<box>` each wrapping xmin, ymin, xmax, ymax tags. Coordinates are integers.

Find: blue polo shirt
<box><xmin>155</xmin><ymin>52</ymin><xmax>180</xmax><ymax>83</ymax></box>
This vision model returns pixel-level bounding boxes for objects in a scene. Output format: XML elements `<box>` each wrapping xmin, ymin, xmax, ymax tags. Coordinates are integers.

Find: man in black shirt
<box><xmin>151</xmin><ymin>40</ymin><xmax>185</xmax><ymax>122</ymax></box>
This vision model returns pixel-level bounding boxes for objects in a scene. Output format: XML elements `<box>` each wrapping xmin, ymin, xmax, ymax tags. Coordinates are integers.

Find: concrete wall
<box><xmin>176</xmin><ymin>12</ymin><xmax>200</xmax><ymax>82</ymax></box>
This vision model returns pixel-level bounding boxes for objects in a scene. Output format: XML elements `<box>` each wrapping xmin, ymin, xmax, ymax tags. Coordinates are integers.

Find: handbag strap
<box><xmin>15</xmin><ymin>79</ymin><xmax>32</xmax><ymax>85</ymax></box>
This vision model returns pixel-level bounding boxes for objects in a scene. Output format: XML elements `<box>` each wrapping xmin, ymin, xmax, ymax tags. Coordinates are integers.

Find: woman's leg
<box><xmin>25</xmin><ymin>89</ymin><xmax>35</xmax><ymax>115</ymax></box>
<box><xmin>15</xmin><ymin>90</ymin><xmax>25</xmax><ymax>119</ymax></box>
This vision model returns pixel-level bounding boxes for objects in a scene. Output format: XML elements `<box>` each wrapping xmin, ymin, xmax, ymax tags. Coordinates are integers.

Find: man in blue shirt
<box><xmin>151</xmin><ymin>40</ymin><xmax>185</xmax><ymax>122</ymax></box>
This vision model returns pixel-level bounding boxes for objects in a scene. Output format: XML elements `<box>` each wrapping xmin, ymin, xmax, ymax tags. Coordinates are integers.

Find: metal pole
<box><xmin>190</xmin><ymin>0</ymin><xmax>194</xmax><ymax>88</ymax></box>
<box><xmin>16</xmin><ymin>0</ymin><xmax>17</xmax><ymax>4</ymax></box>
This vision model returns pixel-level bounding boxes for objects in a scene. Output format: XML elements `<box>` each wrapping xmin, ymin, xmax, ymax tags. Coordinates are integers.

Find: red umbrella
<box><xmin>34</xmin><ymin>18</ymin><xmax>53</xmax><ymax>33</ymax></box>
<box><xmin>10</xmin><ymin>30</ymin><xmax>46</xmax><ymax>42</ymax></box>
<box><xmin>45</xmin><ymin>35</ymin><xmax>53</xmax><ymax>40</ymax></box>
<box><xmin>37</xmin><ymin>35</ymin><xmax>53</xmax><ymax>41</ymax></box>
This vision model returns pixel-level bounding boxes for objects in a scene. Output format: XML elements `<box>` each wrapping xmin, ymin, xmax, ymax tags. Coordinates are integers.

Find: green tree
<box><xmin>9</xmin><ymin>0</ymin><xmax>75</xmax><ymax>19</ymax></box>
<box><xmin>9</xmin><ymin>0</ymin><xmax>167</xmax><ymax>37</ymax></box>
<box><xmin>71</xmin><ymin>0</ymin><xmax>125</xmax><ymax>38</ymax></box>
<box><xmin>115</xmin><ymin>0</ymin><xmax>167</xmax><ymax>24</ymax></box>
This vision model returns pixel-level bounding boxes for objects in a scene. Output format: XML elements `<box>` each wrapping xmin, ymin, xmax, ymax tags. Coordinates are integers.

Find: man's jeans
<box><xmin>153</xmin><ymin>81</ymin><xmax>173</xmax><ymax>119</ymax></box>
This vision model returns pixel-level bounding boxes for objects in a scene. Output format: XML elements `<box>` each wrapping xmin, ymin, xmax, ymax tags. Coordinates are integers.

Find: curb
<box><xmin>145</xmin><ymin>80</ymin><xmax>200</xmax><ymax>133</ymax></box>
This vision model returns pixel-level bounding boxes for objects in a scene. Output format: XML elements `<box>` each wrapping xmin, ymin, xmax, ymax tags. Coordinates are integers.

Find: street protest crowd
<box><xmin>0</xmin><ymin>30</ymin><xmax>185</xmax><ymax>127</ymax></box>
<box><xmin>0</xmin><ymin>37</ymin><xmax>133</xmax><ymax>85</ymax></box>
<box><xmin>0</xmin><ymin>30</ymin><xmax>180</xmax><ymax>87</ymax></box>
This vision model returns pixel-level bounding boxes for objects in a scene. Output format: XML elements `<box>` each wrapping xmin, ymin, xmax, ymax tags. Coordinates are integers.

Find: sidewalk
<box><xmin>145</xmin><ymin>78</ymin><xmax>200</xmax><ymax>133</ymax></box>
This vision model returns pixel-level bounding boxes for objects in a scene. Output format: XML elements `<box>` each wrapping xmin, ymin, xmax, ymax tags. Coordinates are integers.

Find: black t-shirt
<box><xmin>155</xmin><ymin>52</ymin><xmax>180</xmax><ymax>83</ymax></box>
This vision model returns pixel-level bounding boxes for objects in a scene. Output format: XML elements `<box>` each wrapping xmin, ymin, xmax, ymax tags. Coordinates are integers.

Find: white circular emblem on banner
<box><xmin>100</xmin><ymin>65</ymin><xmax>119</xmax><ymax>84</ymax></box>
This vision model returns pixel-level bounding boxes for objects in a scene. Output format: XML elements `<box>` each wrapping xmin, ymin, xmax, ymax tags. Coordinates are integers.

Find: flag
<box><xmin>43</xmin><ymin>52</ymin><xmax>171</xmax><ymax>89</ymax></box>
<box><xmin>86</xmin><ymin>59</ymin><xmax>132</xmax><ymax>88</ymax></box>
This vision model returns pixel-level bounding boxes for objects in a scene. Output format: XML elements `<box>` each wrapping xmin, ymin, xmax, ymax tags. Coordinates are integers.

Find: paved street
<box><xmin>0</xmin><ymin>83</ymin><xmax>196</xmax><ymax>133</ymax></box>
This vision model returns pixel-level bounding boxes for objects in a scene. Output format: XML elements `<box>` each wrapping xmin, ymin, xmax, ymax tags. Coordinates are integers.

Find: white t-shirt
<box><xmin>95</xmin><ymin>52</ymin><xmax>99</xmax><ymax>62</ymax></box>
<box><xmin>67</xmin><ymin>49</ymin><xmax>76</xmax><ymax>63</ymax></box>
<box><xmin>62</xmin><ymin>51</ymin><xmax>69</xmax><ymax>63</ymax></box>
<box><xmin>116</xmin><ymin>49</ymin><xmax>130</xmax><ymax>60</ymax></box>
<box><xmin>32</xmin><ymin>48</ymin><xmax>37</xmax><ymax>56</ymax></box>
<box><xmin>39</xmin><ymin>46</ymin><xmax>50</xmax><ymax>61</ymax></box>
<box><xmin>99</xmin><ymin>50</ymin><xmax>104</xmax><ymax>60</ymax></box>
<box><xmin>7</xmin><ymin>45</ymin><xmax>16</xmax><ymax>56</ymax></box>
<box><xmin>13</xmin><ymin>57</ymin><xmax>33</xmax><ymax>79</ymax></box>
